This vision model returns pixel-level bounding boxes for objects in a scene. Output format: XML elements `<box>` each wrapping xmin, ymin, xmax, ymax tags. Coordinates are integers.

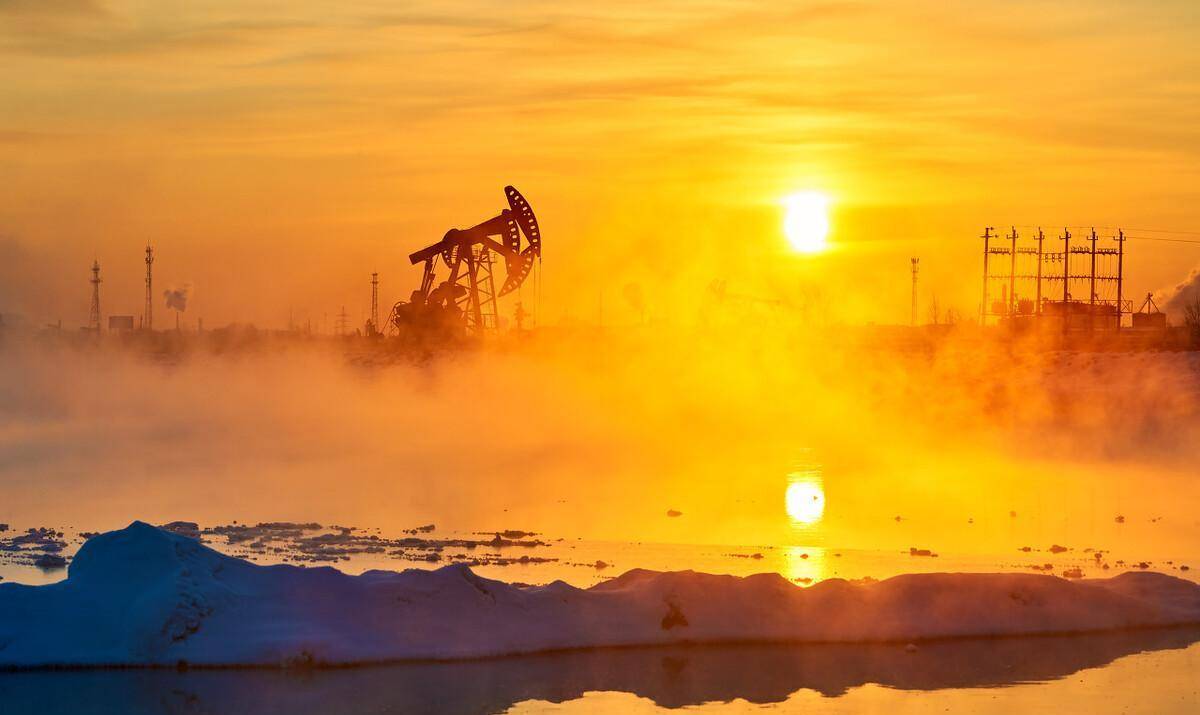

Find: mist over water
<box><xmin>1</xmin><ymin>326</ymin><xmax>1197</xmax><ymax>577</ymax></box>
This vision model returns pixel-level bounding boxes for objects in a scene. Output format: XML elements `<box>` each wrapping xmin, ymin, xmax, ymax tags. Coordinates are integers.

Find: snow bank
<box><xmin>1</xmin><ymin>522</ymin><xmax>1198</xmax><ymax>667</ymax></box>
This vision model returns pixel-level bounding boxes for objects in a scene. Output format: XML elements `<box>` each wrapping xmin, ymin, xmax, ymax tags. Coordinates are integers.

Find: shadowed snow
<box><xmin>0</xmin><ymin>522</ymin><xmax>1198</xmax><ymax>667</ymax></box>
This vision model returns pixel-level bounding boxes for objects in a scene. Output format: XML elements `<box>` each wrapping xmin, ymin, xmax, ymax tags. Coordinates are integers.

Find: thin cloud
<box><xmin>0</xmin><ymin>0</ymin><xmax>107</xmax><ymax>17</ymax></box>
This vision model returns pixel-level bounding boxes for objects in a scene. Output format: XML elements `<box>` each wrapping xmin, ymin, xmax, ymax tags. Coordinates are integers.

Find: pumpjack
<box><xmin>390</xmin><ymin>186</ymin><xmax>542</xmax><ymax>337</ymax></box>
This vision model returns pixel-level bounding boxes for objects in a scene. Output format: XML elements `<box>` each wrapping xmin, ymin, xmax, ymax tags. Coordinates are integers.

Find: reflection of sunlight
<box><xmin>785</xmin><ymin>472</ymin><xmax>825</xmax><ymax>526</ymax></box>
<box><xmin>783</xmin><ymin>545</ymin><xmax>826</xmax><ymax>585</ymax></box>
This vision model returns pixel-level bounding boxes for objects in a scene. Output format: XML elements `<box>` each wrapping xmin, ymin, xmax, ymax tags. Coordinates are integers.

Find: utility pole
<box><xmin>1089</xmin><ymin>228</ymin><xmax>1098</xmax><ymax>332</ymax></box>
<box><xmin>1061</xmin><ymin>228</ymin><xmax>1071</xmax><ymax>335</ymax></box>
<box><xmin>144</xmin><ymin>244</ymin><xmax>154</xmax><ymax>331</ymax></box>
<box><xmin>1116</xmin><ymin>229</ymin><xmax>1125</xmax><ymax>331</ymax></box>
<box><xmin>1035</xmin><ymin>228</ymin><xmax>1044</xmax><ymax>316</ymax></box>
<box><xmin>1008</xmin><ymin>226</ymin><xmax>1018</xmax><ymax>316</ymax></box>
<box><xmin>910</xmin><ymin>257</ymin><xmax>919</xmax><ymax>327</ymax></box>
<box><xmin>981</xmin><ymin>227</ymin><xmax>993</xmax><ymax>324</ymax></box>
<box><xmin>88</xmin><ymin>260</ymin><xmax>102</xmax><ymax>333</ymax></box>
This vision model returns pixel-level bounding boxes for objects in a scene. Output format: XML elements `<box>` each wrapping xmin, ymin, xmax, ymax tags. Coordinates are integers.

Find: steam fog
<box><xmin>1161</xmin><ymin>267</ymin><xmax>1200</xmax><ymax>318</ymax></box>
<box><xmin>2</xmin><ymin>327</ymin><xmax>1198</xmax><ymax>563</ymax></box>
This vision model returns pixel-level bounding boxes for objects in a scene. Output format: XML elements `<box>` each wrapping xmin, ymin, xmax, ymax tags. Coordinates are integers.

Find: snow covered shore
<box><xmin>1</xmin><ymin>522</ymin><xmax>1198</xmax><ymax>668</ymax></box>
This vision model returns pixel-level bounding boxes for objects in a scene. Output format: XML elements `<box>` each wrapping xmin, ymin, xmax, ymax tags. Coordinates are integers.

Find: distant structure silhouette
<box><xmin>369</xmin><ymin>272</ymin><xmax>379</xmax><ymax>336</ymax></box>
<box><xmin>335</xmin><ymin>306</ymin><xmax>350</xmax><ymax>336</ymax></box>
<box><xmin>982</xmin><ymin>225</ymin><xmax>1127</xmax><ymax>331</ymax></box>
<box><xmin>108</xmin><ymin>315</ymin><xmax>134</xmax><ymax>333</ymax></box>
<box><xmin>910</xmin><ymin>258</ymin><xmax>919</xmax><ymax>326</ymax></box>
<box><xmin>88</xmin><ymin>260</ymin><xmax>102</xmax><ymax>333</ymax></box>
<box><xmin>1133</xmin><ymin>293</ymin><xmax>1167</xmax><ymax>330</ymax></box>
<box><xmin>144</xmin><ymin>244</ymin><xmax>154</xmax><ymax>331</ymax></box>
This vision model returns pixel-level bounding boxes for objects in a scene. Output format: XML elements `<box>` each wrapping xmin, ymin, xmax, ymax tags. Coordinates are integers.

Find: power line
<box><xmin>1124</xmin><ymin>235</ymin><xmax>1200</xmax><ymax>245</ymax></box>
<box><xmin>997</xmin><ymin>225</ymin><xmax>1200</xmax><ymax>245</ymax></box>
<box><xmin>1123</xmin><ymin>227</ymin><xmax>1200</xmax><ymax>236</ymax></box>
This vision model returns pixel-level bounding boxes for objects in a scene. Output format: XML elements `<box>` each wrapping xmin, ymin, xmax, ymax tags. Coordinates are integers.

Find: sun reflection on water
<box><xmin>785</xmin><ymin>471</ymin><xmax>826</xmax><ymax>526</ymax></box>
<box><xmin>783</xmin><ymin>545</ymin><xmax>827</xmax><ymax>585</ymax></box>
<box><xmin>782</xmin><ymin>470</ymin><xmax>828</xmax><ymax>585</ymax></box>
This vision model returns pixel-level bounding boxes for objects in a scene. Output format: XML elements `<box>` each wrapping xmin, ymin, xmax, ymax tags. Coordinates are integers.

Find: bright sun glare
<box><xmin>782</xmin><ymin>191</ymin><xmax>831</xmax><ymax>254</ymax></box>
<box><xmin>785</xmin><ymin>478</ymin><xmax>826</xmax><ymax>525</ymax></box>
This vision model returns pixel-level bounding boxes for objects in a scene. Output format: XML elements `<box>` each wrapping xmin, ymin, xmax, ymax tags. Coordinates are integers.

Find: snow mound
<box><xmin>1</xmin><ymin>522</ymin><xmax>1198</xmax><ymax>667</ymax></box>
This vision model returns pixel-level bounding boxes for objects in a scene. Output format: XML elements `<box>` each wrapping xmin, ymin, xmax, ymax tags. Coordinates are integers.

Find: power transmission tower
<box><xmin>88</xmin><ymin>260</ymin><xmax>102</xmax><ymax>333</ymax></box>
<box><xmin>910</xmin><ymin>257</ymin><xmax>919</xmax><ymax>326</ymax></box>
<box><xmin>144</xmin><ymin>244</ymin><xmax>154</xmax><ymax>331</ymax></box>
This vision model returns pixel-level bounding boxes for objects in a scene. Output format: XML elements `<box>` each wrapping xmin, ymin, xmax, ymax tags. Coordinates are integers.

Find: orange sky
<box><xmin>1</xmin><ymin>0</ymin><xmax>1198</xmax><ymax>328</ymax></box>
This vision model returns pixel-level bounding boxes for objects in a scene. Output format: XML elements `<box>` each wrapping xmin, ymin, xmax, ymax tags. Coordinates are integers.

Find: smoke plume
<box><xmin>1159</xmin><ymin>267</ymin><xmax>1200</xmax><ymax>318</ymax></box>
<box><xmin>164</xmin><ymin>286</ymin><xmax>189</xmax><ymax>312</ymax></box>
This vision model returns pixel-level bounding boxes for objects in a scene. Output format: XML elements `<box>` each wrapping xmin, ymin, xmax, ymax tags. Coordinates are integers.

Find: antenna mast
<box><xmin>144</xmin><ymin>244</ymin><xmax>154</xmax><ymax>331</ymax></box>
<box><xmin>88</xmin><ymin>260</ymin><xmax>102</xmax><ymax>333</ymax></box>
<box><xmin>370</xmin><ymin>272</ymin><xmax>379</xmax><ymax>335</ymax></box>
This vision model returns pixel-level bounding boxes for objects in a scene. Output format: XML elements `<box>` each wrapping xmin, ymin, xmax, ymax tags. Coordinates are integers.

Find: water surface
<box><xmin>2</xmin><ymin>629</ymin><xmax>1197</xmax><ymax>714</ymax></box>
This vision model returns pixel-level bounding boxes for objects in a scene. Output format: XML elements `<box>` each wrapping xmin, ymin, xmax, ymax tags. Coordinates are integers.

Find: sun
<box><xmin>782</xmin><ymin>191</ymin><xmax>831</xmax><ymax>254</ymax></box>
<box><xmin>785</xmin><ymin>478</ymin><xmax>826</xmax><ymax>525</ymax></box>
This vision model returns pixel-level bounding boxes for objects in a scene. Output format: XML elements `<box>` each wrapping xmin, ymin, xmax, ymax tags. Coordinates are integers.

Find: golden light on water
<box><xmin>785</xmin><ymin>475</ymin><xmax>826</xmax><ymax>525</ymax></box>
<box><xmin>782</xmin><ymin>191</ymin><xmax>831</xmax><ymax>254</ymax></box>
<box><xmin>783</xmin><ymin>545</ymin><xmax>827</xmax><ymax>586</ymax></box>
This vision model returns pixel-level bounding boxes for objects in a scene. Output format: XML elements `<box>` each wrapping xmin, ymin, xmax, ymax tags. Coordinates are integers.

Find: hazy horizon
<box><xmin>2</xmin><ymin>0</ymin><xmax>1200</xmax><ymax>330</ymax></box>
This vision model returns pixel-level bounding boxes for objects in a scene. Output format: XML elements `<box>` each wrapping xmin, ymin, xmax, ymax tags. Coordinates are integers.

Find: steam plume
<box><xmin>164</xmin><ymin>286</ymin><xmax>189</xmax><ymax>312</ymax></box>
